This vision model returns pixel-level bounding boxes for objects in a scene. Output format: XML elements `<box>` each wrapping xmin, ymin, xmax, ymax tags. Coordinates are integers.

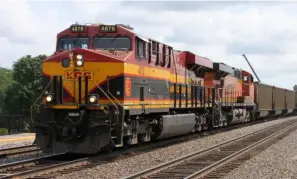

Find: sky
<box><xmin>0</xmin><ymin>0</ymin><xmax>297</xmax><ymax>89</ymax></box>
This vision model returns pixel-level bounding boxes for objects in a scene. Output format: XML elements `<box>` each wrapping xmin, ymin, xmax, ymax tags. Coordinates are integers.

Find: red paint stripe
<box><xmin>63</xmin><ymin>88</ymin><xmax>73</xmax><ymax>97</ymax></box>
<box><xmin>43</xmin><ymin>73</ymin><xmax>51</xmax><ymax>77</ymax></box>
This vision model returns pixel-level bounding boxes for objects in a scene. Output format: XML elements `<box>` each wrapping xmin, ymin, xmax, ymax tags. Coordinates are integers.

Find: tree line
<box><xmin>0</xmin><ymin>54</ymin><xmax>47</xmax><ymax>131</ymax></box>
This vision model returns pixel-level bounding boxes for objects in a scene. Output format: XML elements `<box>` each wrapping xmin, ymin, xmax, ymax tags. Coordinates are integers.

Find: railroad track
<box><xmin>0</xmin><ymin>149</ymin><xmax>116</xmax><ymax>179</ymax></box>
<box><xmin>123</xmin><ymin>119</ymin><xmax>297</xmax><ymax>179</ymax></box>
<box><xmin>0</xmin><ymin>145</ymin><xmax>42</xmax><ymax>158</ymax></box>
<box><xmin>0</xmin><ymin>153</ymin><xmax>75</xmax><ymax>179</ymax></box>
<box><xmin>0</xmin><ymin>117</ymin><xmax>294</xmax><ymax>179</ymax></box>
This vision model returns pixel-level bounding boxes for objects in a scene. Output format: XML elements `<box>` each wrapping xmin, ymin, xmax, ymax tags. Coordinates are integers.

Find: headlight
<box><xmin>76</xmin><ymin>59</ymin><xmax>83</xmax><ymax>66</ymax></box>
<box><xmin>76</xmin><ymin>54</ymin><xmax>84</xmax><ymax>66</ymax></box>
<box><xmin>46</xmin><ymin>95</ymin><xmax>53</xmax><ymax>102</ymax></box>
<box><xmin>76</xmin><ymin>54</ymin><xmax>83</xmax><ymax>60</ymax></box>
<box><xmin>89</xmin><ymin>96</ymin><xmax>97</xmax><ymax>103</ymax></box>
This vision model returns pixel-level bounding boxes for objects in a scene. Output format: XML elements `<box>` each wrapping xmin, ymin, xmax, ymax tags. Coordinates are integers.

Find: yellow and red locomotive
<box><xmin>33</xmin><ymin>23</ymin><xmax>295</xmax><ymax>154</ymax></box>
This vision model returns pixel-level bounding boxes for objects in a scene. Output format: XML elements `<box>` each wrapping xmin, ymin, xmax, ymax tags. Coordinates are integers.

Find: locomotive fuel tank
<box><xmin>156</xmin><ymin>114</ymin><xmax>196</xmax><ymax>139</ymax></box>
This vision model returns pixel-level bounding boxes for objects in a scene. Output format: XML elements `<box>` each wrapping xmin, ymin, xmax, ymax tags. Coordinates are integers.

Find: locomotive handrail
<box><xmin>91</xmin><ymin>79</ymin><xmax>121</xmax><ymax>126</ymax></box>
<box><xmin>106</xmin><ymin>77</ymin><xmax>123</xmax><ymax>126</ymax></box>
<box><xmin>204</xmin><ymin>87</ymin><xmax>214</xmax><ymax>103</ymax></box>
<box><xmin>106</xmin><ymin>76</ymin><xmax>123</xmax><ymax>108</ymax></box>
<box><xmin>30</xmin><ymin>80</ymin><xmax>52</xmax><ymax>123</ymax></box>
<box><xmin>217</xmin><ymin>88</ymin><xmax>223</xmax><ymax>103</ymax></box>
<box><xmin>91</xmin><ymin>79</ymin><xmax>119</xmax><ymax>111</ymax></box>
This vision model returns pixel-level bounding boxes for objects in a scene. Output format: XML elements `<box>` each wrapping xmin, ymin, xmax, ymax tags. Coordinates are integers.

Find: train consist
<box><xmin>33</xmin><ymin>23</ymin><xmax>296</xmax><ymax>154</ymax></box>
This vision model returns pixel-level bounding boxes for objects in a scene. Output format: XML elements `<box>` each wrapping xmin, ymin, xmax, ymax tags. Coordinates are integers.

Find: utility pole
<box><xmin>242</xmin><ymin>54</ymin><xmax>261</xmax><ymax>83</ymax></box>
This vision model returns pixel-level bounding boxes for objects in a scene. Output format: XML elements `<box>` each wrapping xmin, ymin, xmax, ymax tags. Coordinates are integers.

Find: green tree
<box><xmin>0</xmin><ymin>67</ymin><xmax>13</xmax><ymax>110</ymax></box>
<box><xmin>2</xmin><ymin>55</ymin><xmax>47</xmax><ymax>131</ymax></box>
<box><xmin>3</xmin><ymin>55</ymin><xmax>47</xmax><ymax>114</ymax></box>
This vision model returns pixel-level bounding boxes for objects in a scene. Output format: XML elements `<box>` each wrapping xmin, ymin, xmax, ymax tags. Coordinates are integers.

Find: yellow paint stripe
<box><xmin>0</xmin><ymin>136</ymin><xmax>35</xmax><ymax>142</ymax></box>
<box><xmin>51</xmin><ymin>105</ymin><xmax>79</xmax><ymax>109</ymax></box>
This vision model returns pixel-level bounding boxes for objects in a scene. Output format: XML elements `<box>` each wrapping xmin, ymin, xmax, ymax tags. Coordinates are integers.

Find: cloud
<box><xmin>1</xmin><ymin>1</ymin><xmax>297</xmax><ymax>89</ymax></box>
<box><xmin>226</xmin><ymin>42</ymin><xmax>282</xmax><ymax>55</ymax></box>
<box><xmin>0</xmin><ymin>1</ymin><xmax>74</xmax><ymax>68</ymax></box>
<box><xmin>120</xmin><ymin>1</ymin><xmax>293</xmax><ymax>12</ymax></box>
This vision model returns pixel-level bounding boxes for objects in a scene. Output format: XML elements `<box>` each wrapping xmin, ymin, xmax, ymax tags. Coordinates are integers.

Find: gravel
<box><xmin>221</xmin><ymin>121</ymin><xmax>297</xmax><ymax>179</ymax></box>
<box><xmin>55</xmin><ymin>116</ymin><xmax>297</xmax><ymax>179</ymax></box>
<box><xmin>0</xmin><ymin>134</ymin><xmax>37</xmax><ymax>164</ymax></box>
<box><xmin>0</xmin><ymin>140</ymin><xmax>34</xmax><ymax>149</ymax></box>
<box><xmin>0</xmin><ymin>133</ymin><xmax>35</xmax><ymax>150</ymax></box>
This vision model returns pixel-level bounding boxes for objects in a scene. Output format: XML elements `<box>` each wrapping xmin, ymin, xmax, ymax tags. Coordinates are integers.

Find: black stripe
<box><xmin>43</xmin><ymin>75</ymin><xmax>72</xmax><ymax>99</ymax></box>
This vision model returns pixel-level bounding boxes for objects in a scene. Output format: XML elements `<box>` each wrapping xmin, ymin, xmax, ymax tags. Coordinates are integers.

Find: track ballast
<box><xmin>123</xmin><ymin>119</ymin><xmax>297</xmax><ymax>179</ymax></box>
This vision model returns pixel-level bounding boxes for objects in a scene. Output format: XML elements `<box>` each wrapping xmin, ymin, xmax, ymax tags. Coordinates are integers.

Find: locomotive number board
<box><xmin>99</xmin><ymin>25</ymin><xmax>117</xmax><ymax>33</ymax></box>
<box><xmin>70</xmin><ymin>25</ymin><xmax>85</xmax><ymax>33</ymax></box>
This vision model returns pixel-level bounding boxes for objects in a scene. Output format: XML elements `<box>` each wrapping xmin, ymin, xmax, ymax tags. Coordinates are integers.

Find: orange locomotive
<box><xmin>33</xmin><ymin>23</ymin><xmax>261</xmax><ymax>154</ymax></box>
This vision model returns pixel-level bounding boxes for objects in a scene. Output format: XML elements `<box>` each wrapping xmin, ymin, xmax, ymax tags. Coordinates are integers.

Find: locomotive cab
<box><xmin>43</xmin><ymin>24</ymin><xmax>136</xmax><ymax>107</ymax></box>
<box><xmin>241</xmin><ymin>70</ymin><xmax>254</xmax><ymax>104</ymax></box>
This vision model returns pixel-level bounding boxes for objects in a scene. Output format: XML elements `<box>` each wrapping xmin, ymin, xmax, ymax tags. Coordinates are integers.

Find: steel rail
<box><xmin>0</xmin><ymin>145</ymin><xmax>41</xmax><ymax>158</ymax></box>
<box><xmin>0</xmin><ymin>153</ymin><xmax>64</xmax><ymax>175</ymax></box>
<box><xmin>122</xmin><ymin>119</ymin><xmax>297</xmax><ymax>179</ymax></box>
<box><xmin>185</xmin><ymin>122</ymin><xmax>297</xmax><ymax>179</ymax></box>
<box><xmin>1</xmin><ymin>117</ymin><xmax>295</xmax><ymax>179</ymax></box>
<box><xmin>0</xmin><ymin>156</ymin><xmax>89</xmax><ymax>179</ymax></box>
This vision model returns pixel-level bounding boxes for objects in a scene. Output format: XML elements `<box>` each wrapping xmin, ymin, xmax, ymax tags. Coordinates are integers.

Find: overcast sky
<box><xmin>0</xmin><ymin>0</ymin><xmax>297</xmax><ymax>89</ymax></box>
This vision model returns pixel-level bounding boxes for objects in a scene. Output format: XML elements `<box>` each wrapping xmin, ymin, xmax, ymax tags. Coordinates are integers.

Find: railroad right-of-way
<box><xmin>54</xmin><ymin>116</ymin><xmax>297</xmax><ymax>179</ymax></box>
<box><xmin>0</xmin><ymin>133</ymin><xmax>35</xmax><ymax>150</ymax></box>
<box><xmin>123</xmin><ymin>119</ymin><xmax>297</xmax><ymax>179</ymax></box>
<box><xmin>0</xmin><ymin>145</ymin><xmax>41</xmax><ymax>158</ymax></box>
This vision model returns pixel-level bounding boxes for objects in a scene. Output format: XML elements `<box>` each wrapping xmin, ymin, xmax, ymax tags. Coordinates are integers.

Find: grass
<box><xmin>0</xmin><ymin>128</ymin><xmax>8</xmax><ymax>135</ymax></box>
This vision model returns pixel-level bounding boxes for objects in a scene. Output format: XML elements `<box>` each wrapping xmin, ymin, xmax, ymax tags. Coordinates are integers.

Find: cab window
<box><xmin>136</xmin><ymin>37</ymin><xmax>147</xmax><ymax>59</ymax></box>
<box><xmin>57</xmin><ymin>37</ymin><xmax>89</xmax><ymax>50</ymax></box>
<box><xmin>244</xmin><ymin>75</ymin><xmax>249</xmax><ymax>82</ymax></box>
<box><xmin>93</xmin><ymin>36</ymin><xmax>131</xmax><ymax>50</ymax></box>
<box><xmin>152</xmin><ymin>41</ymin><xmax>157</xmax><ymax>55</ymax></box>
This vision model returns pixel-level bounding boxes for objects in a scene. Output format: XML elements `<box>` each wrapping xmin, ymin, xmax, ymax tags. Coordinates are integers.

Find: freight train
<box><xmin>33</xmin><ymin>23</ymin><xmax>297</xmax><ymax>154</ymax></box>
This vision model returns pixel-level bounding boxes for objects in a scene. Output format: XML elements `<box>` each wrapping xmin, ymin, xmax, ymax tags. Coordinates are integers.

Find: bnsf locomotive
<box><xmin>33</xmin><ymin>23</ymin><xmax>297</xmax><ymax>154</ymax></box>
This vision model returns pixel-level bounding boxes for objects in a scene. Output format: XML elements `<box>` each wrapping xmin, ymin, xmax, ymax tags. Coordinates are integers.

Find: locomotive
<box><xmin>33</xmin><ymin>23</ymin><xmax>296</xmax><ymax>154</ymax></box>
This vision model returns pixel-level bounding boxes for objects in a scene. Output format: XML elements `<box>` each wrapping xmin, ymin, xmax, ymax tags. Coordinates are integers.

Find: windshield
<box><xmin>57</xmin><ymin>37</ymin><xmax>89</xmax><ymax>50</ymax></box>
<box><xmin>93</xmin><ymin>36</ymin><xmax>131</xmax><ymax>50</ymax></box>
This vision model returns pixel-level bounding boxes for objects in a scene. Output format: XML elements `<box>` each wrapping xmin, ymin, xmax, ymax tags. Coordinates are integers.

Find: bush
<box><xmin>0</xmin><ymin>128</ymin><xmax>8</xmax><ymax>135</ymax></box>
